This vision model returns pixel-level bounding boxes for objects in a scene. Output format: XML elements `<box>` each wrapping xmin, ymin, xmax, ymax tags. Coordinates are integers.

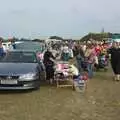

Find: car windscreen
<box><xmin>0</xmin><ymin>51</ymin><xmax>37</xmax><ymax>63</ymax></box>
<box><xmin>15</xmin><ymin>42</ymin><xmax>45</xmax><ymax>52</ymax></box>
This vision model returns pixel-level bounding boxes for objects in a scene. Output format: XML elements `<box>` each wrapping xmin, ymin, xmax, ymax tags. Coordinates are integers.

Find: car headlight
<box><xmin>19</xmin><ymin>73</ymin><xmax>39</xmax><ymax>81</ymax></box>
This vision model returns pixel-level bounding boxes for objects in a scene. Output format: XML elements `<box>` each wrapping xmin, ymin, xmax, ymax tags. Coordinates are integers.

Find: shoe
<box><xmin>116</xmin><ymin>75</ymin><xmax>120</xmax><ymax>81</ymax></box>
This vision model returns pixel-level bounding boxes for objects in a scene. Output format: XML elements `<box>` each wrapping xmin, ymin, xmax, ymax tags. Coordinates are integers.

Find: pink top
<box><xmin>87</xmin><ymin>49</ymin><xmax>95</xmax><ymax>64</ymax></box>
<box><xmin>56</xmin><ymin>63</ymin><xmax>69</xmax><ymax>76</ymax></box>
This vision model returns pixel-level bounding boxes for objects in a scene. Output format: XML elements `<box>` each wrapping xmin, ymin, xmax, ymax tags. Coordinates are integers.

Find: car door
<box><xmin>38</xmin><ymin>60</ymin><xmax>46</xmax><ymax>81</ymax></box>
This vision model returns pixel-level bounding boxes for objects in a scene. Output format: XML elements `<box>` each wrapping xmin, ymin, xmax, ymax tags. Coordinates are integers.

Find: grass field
<box><xmin>0</xmin><ymin>67</ymin><xmax>120</xmax><ymax>120</ymax></box>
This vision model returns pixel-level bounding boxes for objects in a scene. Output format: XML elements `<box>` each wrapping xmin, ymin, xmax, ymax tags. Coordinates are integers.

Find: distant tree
<box><xmin>32</xmin><ymin>39</ymin><xmax>44</xmax><ymax>42</ymax></box>
<box><xmin>33</xmin><ymin>39</ymin><xmax>40</xmax><ymax>41</ymax></box>
<box><xmin>20</xmin><ymin>38</ymin><xmax>31</xmax><ymax>41</ymax></box>
<box><xmin>80</xmin><ymin>32</ymin><xmax>112</xmax><ymax>42</ymax></box>
<box><xmin>49</xmin><ymin>36</ymin><xmax>63</xmax><ymax>40</ymax></box>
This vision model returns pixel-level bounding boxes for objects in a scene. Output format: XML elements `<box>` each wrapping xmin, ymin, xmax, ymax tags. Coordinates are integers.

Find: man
<box><xmin>76</xmin><ymin>45</ymin><xmax>85</xmax><ymax>72</ymax></box>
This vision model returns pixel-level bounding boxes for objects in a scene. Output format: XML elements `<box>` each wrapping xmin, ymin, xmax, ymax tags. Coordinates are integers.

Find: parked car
<box><xmin>0</xmin><ymin>50</ymin><xmax>46</xmax><ymax>90</ymax></box>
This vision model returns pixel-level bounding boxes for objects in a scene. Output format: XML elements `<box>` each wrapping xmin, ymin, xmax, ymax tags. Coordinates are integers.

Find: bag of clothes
<box><xmin>73</xmin><ymin>73</ymin><xmax>88</xmax><ymax>92</ymax></box>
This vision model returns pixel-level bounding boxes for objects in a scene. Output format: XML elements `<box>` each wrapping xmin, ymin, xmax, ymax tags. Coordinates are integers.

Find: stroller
<box><xmin>95</xmin><ymin>53</ymin><xmax>109</xmax><ymax>71</ymax></box>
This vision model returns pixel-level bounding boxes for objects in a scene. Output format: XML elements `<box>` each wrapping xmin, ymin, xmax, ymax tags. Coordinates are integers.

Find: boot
<box><xmin>116</xmin><ymin>75</ymin><xmax>120</xmax><ymax>81</ymax></box>
<box><xmin>113</xmin><ymin>75</ymin><xmax>117</xmax><ymax>81</ymax></box>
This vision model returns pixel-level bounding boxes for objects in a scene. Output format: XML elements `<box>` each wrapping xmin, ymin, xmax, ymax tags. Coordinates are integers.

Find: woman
<box><xmin>109</xmin><ymin>42</ymin><xmax>119</xmax><ymax>81</ymax></box>
<box><xmin>43</xmin><ymin>48</ymin><xmax>56</xmax><ymax>84</ymax></box>
<box><xmin>115</xmin><ymin>47</ymin><xmax>120</xmax><ymax>81</ymax></box>
<box><xmin>85</xmin><ymin>44</ymin><xmax>95</xmax><ymax>78</ymax></box>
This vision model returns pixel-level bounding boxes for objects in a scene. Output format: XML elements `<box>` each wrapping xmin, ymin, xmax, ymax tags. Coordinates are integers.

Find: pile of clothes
<box><xmin>55</xmin><ymin>61</ymin><xmax>88</xmax><ymax>80</ymax></box>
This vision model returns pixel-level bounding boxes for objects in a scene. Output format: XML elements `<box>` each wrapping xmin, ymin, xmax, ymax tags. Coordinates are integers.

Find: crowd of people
<box><xmin>43</xmin><ymin>41</ymin><xmax>111</xmax><ymax>83</ymax></box>
<box><xmin>0</xmin><ymin>37</ymin><xmax>119</xmax><ymax>82</ymax></box>
<box><xmin>0</xmin><ymin>38</ymin><xmax>16</xmax><ymax>58</ymax></box>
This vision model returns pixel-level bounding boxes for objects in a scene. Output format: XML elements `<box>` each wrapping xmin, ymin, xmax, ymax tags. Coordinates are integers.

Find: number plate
<box><xmin>1</xmin><ymin>80</ymin><xmax>18</xmax><ymax>84</ymax></box>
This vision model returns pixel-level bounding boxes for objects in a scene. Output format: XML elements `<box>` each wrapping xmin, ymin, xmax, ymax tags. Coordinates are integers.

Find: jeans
<box><xmin>76</xmin><ymin>59</ymin><xmax>81</xmax><ymax>72</ymax></box>
<box><xmin>76</xmin><ymin>58</ymin><xmax>84</xmax><ymax>72</ymax></box>
<box><xmin>87</xmin><ymin>63</ymin><xmax>93</xmax><ymax>78</ymax></box>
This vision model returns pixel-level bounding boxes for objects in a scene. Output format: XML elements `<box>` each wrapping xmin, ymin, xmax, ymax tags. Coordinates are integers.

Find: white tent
<box><xmin>45</xmin><ymin>39</ymin><xmax>62</xmax><ymax>44</ymax></box>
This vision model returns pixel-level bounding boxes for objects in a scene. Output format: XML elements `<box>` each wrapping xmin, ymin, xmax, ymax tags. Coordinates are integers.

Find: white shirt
<box><xmin>83</xmin><ymin>45</ymin><xmax>86</xmax><ymax>52</ymax></box>
<box><xmin>63</xmin><ymin>46</ymin><xmax>69</xmax><ymax>53</ymax></box>
<box><xmin>69</xmin><ymin>49</ymin><xmax>73</xmax><ymax>58</ymax></box>
<box><xmin>2</xmin><ymin>45</ymin><xmax>7</xmax><ymax>52</ymax></box>
<box><xmin>8</xmin><ymin>45</ymin><xmax>13</xmax><ymax>50</ymax></box>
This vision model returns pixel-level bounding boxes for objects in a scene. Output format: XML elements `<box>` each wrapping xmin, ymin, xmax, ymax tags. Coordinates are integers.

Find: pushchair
<box><xmin>95</xmin><ymin>53</ymin><xmax>109</xmax><ymax>71</ymax></box>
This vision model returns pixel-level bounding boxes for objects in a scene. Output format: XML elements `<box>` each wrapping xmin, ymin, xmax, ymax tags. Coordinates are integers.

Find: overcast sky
<box><xmin>0</xmin><ymin>0</ymin><xmax>119</xmax><ymax>38</ymax></box>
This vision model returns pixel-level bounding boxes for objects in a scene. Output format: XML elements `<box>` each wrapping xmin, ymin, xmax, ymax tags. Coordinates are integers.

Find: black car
<box><xmin>0</xmin><ymin>50</ymin><xmax>46</xmax><ymax>90</ymax></box>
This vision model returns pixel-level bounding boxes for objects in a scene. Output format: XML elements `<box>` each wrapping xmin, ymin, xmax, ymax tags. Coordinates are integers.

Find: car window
<box><xmin>0</xmin><ymin>52</ymin><xmax>37</xmax><ymax>63</ymax></box>
<box><xmin>15</xmin><ymin>42</ymin><xmax>44</xmax><ymax>52</ymax></box>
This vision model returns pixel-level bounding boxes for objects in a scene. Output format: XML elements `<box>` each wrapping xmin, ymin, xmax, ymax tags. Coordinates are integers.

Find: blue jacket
<box><xmin>0</xmin><ymin>47</ymin><xmax>5</xmax><ymax>56</ymax></box>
